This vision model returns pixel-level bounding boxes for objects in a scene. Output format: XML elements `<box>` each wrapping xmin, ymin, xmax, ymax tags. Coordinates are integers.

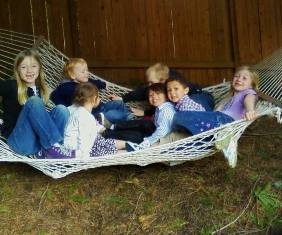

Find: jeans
<box><xmin>7</xmin><ymin>97</ymin><xmax>69</xmax><ymax>155</ymax></box>
<box><xmin>190</xmin><ymin>91</ymin><xmax>215</xmax><ymax>111</ymax></box>
<box><xmin>173</xmin><ymin>111</ymin><xmax>234</xmax><ymax>135</ymax></box>
<box><xmin>103</xmin><ymin>119</ymin><xmax>156</xmax><ymax>143</ymax></box>
<box><xmin>92</xmin><ymin>100</ymin><xmax>134</xmax><ymax>123</ymax></box>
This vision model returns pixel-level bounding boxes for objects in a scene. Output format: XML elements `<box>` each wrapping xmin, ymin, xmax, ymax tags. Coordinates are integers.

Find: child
<box><xmin>50</xmin><ymin>58</ymin><xmax>106</xmax><ymax>107</ymax></box>
<box><xmin>0</xmin><ymin>49</ymin><xmax>74</xmax><ymax>158</ymax></box>
<box><xmin>173</xmin><ymin>66</ymin><xmax>258</xmax><ymax>135</ymax></box>
<box><xmin>166</xmin><ymin>76</ymin><xmax>206</xmax><ymax>112</ymax></box>
<box><xmin>64</xmin><ymin>82</ymin><xmax>125</xmax><ymax>158</ymax></box>
<box><xmin>155</xmin><ymin>75</ymin><xmax>207</xmax><ymax>144</ymax></box>
<box><xmin>103</xmin><ymin>83</ymin><xmax>176</xmax><ymax>151</ymax></box>
<box><xmin>109</xmin><ymin>62</ymin><xmax>170</xmax><ymax>118</ymax></box>
<box><xmin>50</xmin><ymin>58</ymin><xmax>131</xmax><ymax>123</ymax></box>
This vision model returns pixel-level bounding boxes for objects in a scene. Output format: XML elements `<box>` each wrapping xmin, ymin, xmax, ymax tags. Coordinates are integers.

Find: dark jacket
<box><xmin>0</xmin><ymin>79</ymin><xmax>39</xmax><ymax>138</ymax></box>
<box><xmin>50</xmin><ymin>78</ymin><xmax>106</xmax><ymax>107</ymax></box>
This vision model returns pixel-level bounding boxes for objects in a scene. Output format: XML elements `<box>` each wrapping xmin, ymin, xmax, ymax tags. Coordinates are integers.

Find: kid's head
<box><xmin>64</xmin><ymin>58</ymin><xmax>89</xmax><ymax>83</ymax></box>
<box><xmin>147</xmin><ymin>83</ymin><xmax>167</xmax><ymax>107</ymax></box>
<box><xmin>165</xmin><ymin>75</ymin><xmax>189</xmax><ymax>103</ymax></box>
<box><xmin>145</xmin><ymin>63</ymin><xmax>169</xmax><ymax>85</ymax></box>
<box><xmin>14</xmin><ymin>49</ymin><xmax>49</xmax><ymax>104</ymax></box>
<box><xmin>14</xmin><ymin>49</ymin><xmax>43</xmax><ymax>87</ymax></box>
<box><xmin>73</xmin><ymin>82</ymin><xmax>100</xmax><ymax>108</ymax></box>
<box><xmin>232</xmin><ymin>66</ymin><xmax>259</xmax><ymax>92</ymax></box>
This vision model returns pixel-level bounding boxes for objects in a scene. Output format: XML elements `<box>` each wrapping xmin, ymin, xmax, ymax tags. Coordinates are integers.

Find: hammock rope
<box><xmin>0</xmin><ymin>28</ymin><xmax>281</xmax><ymax>179</ymax></box>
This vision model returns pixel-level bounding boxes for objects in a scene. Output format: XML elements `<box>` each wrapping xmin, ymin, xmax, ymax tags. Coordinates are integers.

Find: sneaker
<box><xmin>125</xmin><ymin>141</ymin><xmax>141</xmax><ymax>152</ymax></box>
<box><xmin>42</xmin><ymin>145</ymin><xmax>75</xmax><ymax>159</ymax></box>
<box><xmin>35</xmin><ymin>150</ymin><xmax>45</xmax><ymax>159</ymax></box>
<box><xmin>97</xmin><ymin>112</ymin><xmax>112</xmax><ymax>129</ymax></box>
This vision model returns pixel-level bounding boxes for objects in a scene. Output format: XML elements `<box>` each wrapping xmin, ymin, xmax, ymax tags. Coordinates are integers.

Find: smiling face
<box><xmin>70</xmin><ymin>63</ymin><xmax>89</xmax><ymax>83</ymax></box>
<box><xmin>232</xmin><ymin>69</ymin><xmax>253</xmax><ymax>92</ymax></box>
<box><xmin>18</xmin><ymin>56</ymin><xmax>40</xmax><ymax>86</ymax></box>
<box><xmin>148</xmin><ymin>90</ymin><xmax>167</xmax><ymax>107</ymax></box>
<box><xmin>166</xmin><ymin>80</ymin><xmax>189</xmax><ymax>103</ymax></box>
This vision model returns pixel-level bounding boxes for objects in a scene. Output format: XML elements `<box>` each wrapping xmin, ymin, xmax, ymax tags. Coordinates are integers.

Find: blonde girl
<box><xmin>173</xmin><ymin>66</ymin><xmax>259</xmax><ymax>135</ymax></box>
<box><xmin>0</xmin><ymin>49</ymin><xmax>73</xmax><ymax>158</ymax></box>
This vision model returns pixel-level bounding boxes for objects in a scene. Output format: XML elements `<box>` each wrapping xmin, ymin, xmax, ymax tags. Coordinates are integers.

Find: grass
<box><xmin>0</xmin><ymin>116</ymin><xmax>281</xmax><ymax>234</ymax></box>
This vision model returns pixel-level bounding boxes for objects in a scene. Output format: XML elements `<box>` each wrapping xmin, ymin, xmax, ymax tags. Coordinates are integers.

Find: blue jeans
<box><xmin>92</xmin><ymin>100</ymin><xmax>133</xmax><ymax>123</ymax></box>
<box><xmin>7</xmin><ymin>97</ymin><xmax>69</xmax><ymax>155</ymax></box>
<box><xmin>173</xmin><ymin>111</ymin><xmax>234</xmax><ymax>135</ymax></box>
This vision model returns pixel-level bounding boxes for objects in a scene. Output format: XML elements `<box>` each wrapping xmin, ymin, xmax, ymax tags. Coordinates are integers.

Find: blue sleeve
<box><xmin>50</xmin><ymin>83</ymin><xmax>75</xmax><ymax>106</ymax></box>
<box><xmin>144</xmin><ymin>107</ymin><xmax>175</xmax><ymax>145</ymax></box>
<box><xmin>89</xmin><ymin>79</ymin><xmax>106</xmax><ymax>90</ymax></box>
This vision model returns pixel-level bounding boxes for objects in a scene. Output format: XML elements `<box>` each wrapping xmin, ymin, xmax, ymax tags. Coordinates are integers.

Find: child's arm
<box><xmin>110</xmin><ymin>86</ymin><xmax>148</xmax><ymax>103</ymax></box>
<box><xmin>243</xmin><ymin>94</ymin><xmax>257</xmax><ymax>120</ymax></box>
<box><xmin>89</xmin><ymin>79</ymin><xmax>107</xmax><ymax>90</ymax></box>
<box><xmin>140</xmin><ymin>106</ymin><xmax>175</xmax><ymax>147</ymax></box>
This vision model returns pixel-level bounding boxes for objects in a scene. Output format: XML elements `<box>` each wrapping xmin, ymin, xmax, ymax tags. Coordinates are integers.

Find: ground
<box><xmin>0</xmin><ymin>116</ymin><xmax>281</xmax><ymax>235</ymax></box>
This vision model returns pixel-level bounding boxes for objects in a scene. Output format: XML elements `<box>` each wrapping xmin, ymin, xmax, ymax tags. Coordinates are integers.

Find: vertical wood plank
<box><xmin>9</xmin><ymin>0</ymin><xmax>33</xmax><ymax>34</ymax></box>
<box><xmin>0</xmin><ymin>1</ymin><xmax>11</xmax><ymax>29</ymax></box>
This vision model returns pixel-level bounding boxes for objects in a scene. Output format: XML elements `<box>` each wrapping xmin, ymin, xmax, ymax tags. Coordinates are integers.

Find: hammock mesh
<box><xmin>0</xmin><ymin>29</ymin><xmax>281</xmax><ymax>179</ymax></box>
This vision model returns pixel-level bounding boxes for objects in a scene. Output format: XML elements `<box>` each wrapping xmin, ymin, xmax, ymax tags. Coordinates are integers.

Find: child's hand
<box><xmin>130</xmin><ymin>107</ymin><xmax>145</xmax><ymax>117</ymax></box>
<box><xmin>244</xmin><ymin>110</ymin><xmax>257</xmax><ymax>121</ymax></box>
<box><xmin>109</xmin><ymin>95</ymin><xmax>122</xmax><ymax>101</ymax></box>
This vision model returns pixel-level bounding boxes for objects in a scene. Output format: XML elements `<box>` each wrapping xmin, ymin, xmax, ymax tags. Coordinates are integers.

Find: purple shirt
<box><xmin>221</xmin><ymin>88</ymin><xmax>257</xmax><ymax>120</ymax></box>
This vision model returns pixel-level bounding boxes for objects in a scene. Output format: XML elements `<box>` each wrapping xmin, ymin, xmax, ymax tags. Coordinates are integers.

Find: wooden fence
<box><xmin>0</xmin><ymin>0</ymin><xmax>282</xmax><ymax>86</ymax></box>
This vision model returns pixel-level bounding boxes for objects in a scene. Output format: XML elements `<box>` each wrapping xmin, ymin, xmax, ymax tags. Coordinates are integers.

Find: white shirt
<box><xmin>64</xmin><ymin>105</ymin><xmax>102</xmax><ymax>158</ymax></box>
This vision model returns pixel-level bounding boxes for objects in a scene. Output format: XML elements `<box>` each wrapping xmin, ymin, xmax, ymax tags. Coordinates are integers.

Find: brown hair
<box><xmin>64</xmin><ymin>58</ymin><xmax>87</xmax><ymax>79</ymax></box>
<box><xmin>73</xmin><ymin>82</ymin><xmax>99</xmax><ymax>106</ymax></box>
<box><xmin>148</xmin><ymin>83</ymin><xmax>167</xmax><ymax>98</ymax></box>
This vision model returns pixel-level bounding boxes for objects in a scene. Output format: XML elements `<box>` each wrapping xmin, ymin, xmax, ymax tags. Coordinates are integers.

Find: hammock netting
<box><xmin>0</xmin><ymin>29</ymin><xmax>281</xmax><ymax>179</ymax></box>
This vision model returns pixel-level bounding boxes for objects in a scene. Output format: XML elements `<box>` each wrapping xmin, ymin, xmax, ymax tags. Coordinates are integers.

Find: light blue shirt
<box><xmin>144</xmin><ymin>102</ymin><xmax>175</xmax><ymax>145</ymax></box>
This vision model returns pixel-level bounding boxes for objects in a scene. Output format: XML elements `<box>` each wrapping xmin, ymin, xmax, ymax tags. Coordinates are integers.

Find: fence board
<box><xmin>9</xmin><ymin>0</ymin><xmax>33</xmax><ymax>34</ymax></box>
<box><xmin>0</xmin><ymin>1</ymin><xmax>10</xmax><ymax>29</ymax></box>
<box><xmin>1</xmin><ymin>0</ymin><xmax>282</xmax><ymax>87</ymax></box>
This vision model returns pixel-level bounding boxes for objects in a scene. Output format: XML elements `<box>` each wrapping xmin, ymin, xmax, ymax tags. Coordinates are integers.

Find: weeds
<box><xmin>252</xmin><ymin>183</ymin><xmax>282</xmax><ymax>228</ymax></box>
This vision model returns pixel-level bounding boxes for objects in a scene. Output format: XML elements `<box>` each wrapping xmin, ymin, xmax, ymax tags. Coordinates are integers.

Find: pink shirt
<box><xmin>221</xmin><ymin>88</ymin><xmax>257</xmax><ymax>120</ymax></box>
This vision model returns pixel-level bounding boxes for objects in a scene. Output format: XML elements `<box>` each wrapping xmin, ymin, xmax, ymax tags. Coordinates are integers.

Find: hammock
<box><xmin>0</xmin><ymin>29</ymin><xmax>281</xmax><ymax>179</ymax></box>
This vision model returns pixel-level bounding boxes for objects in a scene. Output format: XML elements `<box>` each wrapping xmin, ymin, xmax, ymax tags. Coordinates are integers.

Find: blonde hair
<box><xmin>64</xmin><ymin>58</ymin><xmax>87</xmax><ymax>79</ymax></box>
<box><xmin>14</xmin><ymin>49</ymin><xmax>49</xmax><ymax>105</ymax></box>
<box><xmin>145</xmin><ymin>63</ymin><xmax>169</xmax><ymax>83</ymax></box>
<box><xmin>73</xmin><ymin>82</ymin><xmax>99</xmax><ymax>106</ymax></box>
<box><xmin>234</xmin><ymin>66</ymin><xmax>259</xmax><ymax>90</ymax></box>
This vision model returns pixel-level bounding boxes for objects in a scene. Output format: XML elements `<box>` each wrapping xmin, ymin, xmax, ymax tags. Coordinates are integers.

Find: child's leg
<box><xmin>7</xmin><ymin>97</ymin><xmax>63</xmax><ymax>155</ymax></box>
<box><xmin>49</xmin><ymin>104</ymin><xmax>69</xmax><ymax>138</ymax></box>
<box><xmin>102</xmin><ymin>100</ymin><xmax>134</xmax><ymax>122</ymax></box>
<box><xmin>114</xmin><ymin>119</ymin><xmax>156</xmax><ymax>135</ymax></box>
<box><xmin>103</xmin><ymin>129</ymin><xmax>145</xmax><ymax>143</ymax></box>
<box><xmin>173</xmin><ymin>111</ymin><xmax>234</xmax><ymax>135</ymax></box>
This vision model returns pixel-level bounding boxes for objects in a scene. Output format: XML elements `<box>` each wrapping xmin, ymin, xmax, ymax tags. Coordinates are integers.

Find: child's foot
<box><xmin>125</xmin><ymin>141</ymin><xmax>141</xmax><ymax>152</ymax></box>
<box><xmin>41</xmin><ymin>145</ymin><xmax>75</xmax><ymax>159</ymax></box>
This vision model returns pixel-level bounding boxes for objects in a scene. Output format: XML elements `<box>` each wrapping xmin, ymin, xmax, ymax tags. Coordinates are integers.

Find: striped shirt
<box><xmin>175</xmin><ymin>95</ymin><xmax>205</xmax><ymax>111</ymax></box>
<box><xmin>144</xmin><ymin>102</ymin><xmax>176</xmax><ymax>145</ymax></box>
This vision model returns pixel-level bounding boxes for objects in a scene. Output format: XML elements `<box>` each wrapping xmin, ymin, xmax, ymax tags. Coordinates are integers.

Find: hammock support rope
<box><xmin>0</xmin><ymin>29</ymin><xmax>281</xmax><ymax>179</ymax></box>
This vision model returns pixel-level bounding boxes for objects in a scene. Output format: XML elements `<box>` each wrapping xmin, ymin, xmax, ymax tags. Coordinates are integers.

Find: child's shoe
<box><xmin>97</xmin><ymin>113</ymin><xmax>112</xmax><ymax>129</ymax></box>
<box><xmin>42</xmin><ymin>145</ymin><xmax>75</xmax><ymax>159</ymax></box>
<box><xmin>125</xmin><ymin>141</ymin><xmax>142</xmax><ymax>152</ymax></box>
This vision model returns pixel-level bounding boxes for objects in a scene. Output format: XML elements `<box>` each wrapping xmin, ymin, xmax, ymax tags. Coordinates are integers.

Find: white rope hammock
<box><xmin>0</xmin><ymin>29</ymin><xmax>281</xmax><ymax>179</ymax></box>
